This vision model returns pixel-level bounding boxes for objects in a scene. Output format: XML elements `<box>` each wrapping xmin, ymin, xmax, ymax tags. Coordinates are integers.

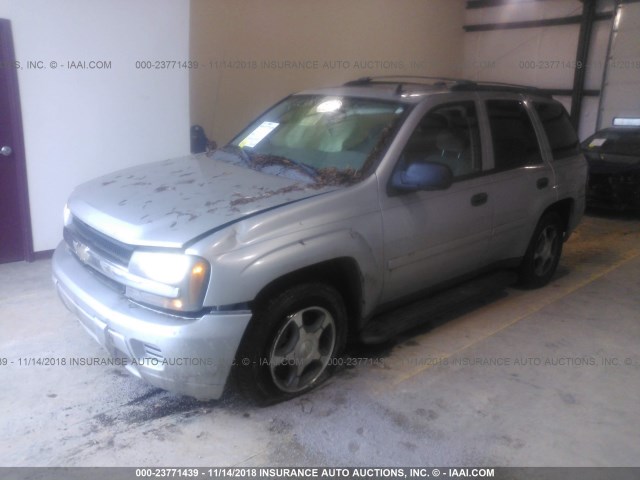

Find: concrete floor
<box><xmin>1</xmin><ymin>212</ymin><xmax>639</xmax><ymax>467</ymax></box>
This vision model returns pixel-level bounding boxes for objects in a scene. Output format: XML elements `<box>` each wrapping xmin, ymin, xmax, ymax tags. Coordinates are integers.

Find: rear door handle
<box><xmin>471</xmin><ymin>192</ymin><xmax>488</xmax><ymax>206</ymax></box>
<box><xmin>537</xmin><ymin>177</ymin><xmax>549</xmax><ymax>189</ymax></box>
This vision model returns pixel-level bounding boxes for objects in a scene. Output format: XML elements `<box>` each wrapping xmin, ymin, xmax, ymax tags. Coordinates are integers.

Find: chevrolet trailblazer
<box><xmin>53</xmin><ymin>77</ymin><xmax>587</xmax><ymax>403</ymax></box>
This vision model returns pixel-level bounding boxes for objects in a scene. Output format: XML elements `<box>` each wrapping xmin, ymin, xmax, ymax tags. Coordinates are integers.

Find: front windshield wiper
<box><xmin>223</xmin><ymin>146</ymin><xmax>320</xmax><ymax>181</ymax></box>
<box><xmin>220</xmin><ymin>144</ymin><xmax>252</xmax><ymax>166</ymax></box>
<box><xmin>220</xmin><ymin>145</ymin><xmax>361</xmax><ymax>186</ymax></box>
<box><xmin>253</xmin><ymin>153</ymin><xmax>320</xmax><ymax>181</ymax></box>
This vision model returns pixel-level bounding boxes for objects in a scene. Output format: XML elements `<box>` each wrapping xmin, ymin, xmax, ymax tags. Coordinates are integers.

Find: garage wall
<box><xmin>0</xmin><ymin>0</ymin><xmax>190</xmax><ymax>253</ymax></box>
<box><xmin>598</xmin><ymin>1</ymin><xmax>640</xmax><ymax>128</ymax></box>
<box><xmin>190</xmin><ymin>0</ymin><xmax>466</xmax><ymax>144</ymax></box>
<box><xmin>462</xmin><ymin>0</ymin><xmax>615</xmax><ymax>140</ymax></box>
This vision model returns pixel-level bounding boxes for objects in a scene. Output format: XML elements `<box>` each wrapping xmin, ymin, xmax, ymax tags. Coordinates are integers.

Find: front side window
<box><xmin>227</xmin><ymin>95</ymin><xmax>407</xmax><ymax>185</ymax></box>
<box><xmin>486</xmin><ymin>100</ymin><xmax>542</xmax><ymax>170</ymax></box>
<box><xmin>399</xmin><ymin>101</ymin><xmax>482</xmax><ymax>179</ymax></box>
<box><xmin>534</xmin><ymin>102</ymin><xmax>580</xmax><ymax>160</ymax></box>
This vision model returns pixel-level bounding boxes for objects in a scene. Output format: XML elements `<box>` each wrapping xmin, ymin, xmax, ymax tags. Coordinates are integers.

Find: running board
<box><xmin>360</xmin><ymin>270</ymin><xmax>518</xmax><ymax>344</ymax></box>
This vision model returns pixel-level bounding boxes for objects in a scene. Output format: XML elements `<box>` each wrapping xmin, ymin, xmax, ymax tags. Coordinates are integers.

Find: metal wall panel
<box><xmin>463</xmin><ymin>0</ymin><xmax>616</xmax><ymax>139</ymax></box>
<box><xmin>598</xmin><ymin>2</ymin><xmax>640</xmax><ymax>129</ymax></box>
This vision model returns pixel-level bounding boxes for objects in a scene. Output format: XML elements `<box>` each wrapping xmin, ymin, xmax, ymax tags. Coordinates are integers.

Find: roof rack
<box><xmin>344</xmin><ymin>75</ymin><xmax>468</xmax><ymax>86</ymax></box>
<box><xmin>343</xmin><ymin>76</ymin><xmax>550</xmax><ymax>97</ymax></box>
<box><xmin>450</xmin><ymin>80</ymin><xmax>548</xmax><ymax>96</ymax></box>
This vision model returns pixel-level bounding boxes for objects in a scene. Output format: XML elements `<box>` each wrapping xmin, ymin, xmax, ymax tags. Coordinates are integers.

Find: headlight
<box><xmin>125</xmin><ymin>251</ymin><xmax>210</xmax><ymax>312</ymax></box>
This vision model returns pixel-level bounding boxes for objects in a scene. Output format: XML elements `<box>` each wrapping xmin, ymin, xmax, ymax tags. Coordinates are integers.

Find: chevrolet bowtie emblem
<box><xmin>72</xmin><ymin>240</ymin><xmax>91</xmax><ymax>264</ymax></box>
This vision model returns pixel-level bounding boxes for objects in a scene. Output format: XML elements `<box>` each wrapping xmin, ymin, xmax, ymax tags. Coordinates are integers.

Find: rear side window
<box><xmin>486</xmin><ymin>100</ymin><xmax>542</xmax><ymax>170</ymax></box>
<box><xmin>534</xmin><ymin>102</ymin><xmax>580</xmax><ymax>160</ymax></box>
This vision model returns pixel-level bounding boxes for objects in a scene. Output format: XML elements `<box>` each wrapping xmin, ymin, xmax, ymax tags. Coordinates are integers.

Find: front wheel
<box><xmin>518</xmin><ymin>212</ymin><xmax>564</xmax><ymax>288</ymax></box>
<box><xmin>233</xmin><ymin>283</ymin><xmax>347</xmax><ymax>404</ymax></box>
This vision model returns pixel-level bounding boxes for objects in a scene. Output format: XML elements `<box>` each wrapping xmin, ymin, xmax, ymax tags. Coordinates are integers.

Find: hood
<box><xmin>68</xmin><ymin>152</ymin><xmax>336</xmax><ymax>248</ymax></box>
<box><xmin>585</xmin><ymin>151</ymin><xmax>640</xmax><ymax>174</ymax></box>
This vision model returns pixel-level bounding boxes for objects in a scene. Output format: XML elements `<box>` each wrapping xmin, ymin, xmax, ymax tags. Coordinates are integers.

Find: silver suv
<box><xmin>53</xmin><ymin>77</ymin><xmax>587</xmax><ymax>403</ymax></box>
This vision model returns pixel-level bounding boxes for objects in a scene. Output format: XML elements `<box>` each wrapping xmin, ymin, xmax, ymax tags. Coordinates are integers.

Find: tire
<box><xmin>518</xmin><ymin>212</ymin><xmax>564</xmax><ymax>288</ymax></box>
<box><xmin>233</xmin><ymin>283</ymin><xmax>347</xmax><ymax>405</ymax></box>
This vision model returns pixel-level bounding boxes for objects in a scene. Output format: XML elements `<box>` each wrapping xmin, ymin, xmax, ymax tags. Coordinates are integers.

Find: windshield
<box><xmin>582</xmin><ymin>128</ymin><xmax>640</xmax><ymax>156</ymax></box>
<box><xmin>227</xmin><ymin>95</ymin><xmax>407</xmax><ymax>185</ymax></box>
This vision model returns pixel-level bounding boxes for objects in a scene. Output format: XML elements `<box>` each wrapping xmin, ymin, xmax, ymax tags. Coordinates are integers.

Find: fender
<box><xmin>200</xmin><ymin>217</ymin><xmax>384</xmax><ymax>320</ymax></box>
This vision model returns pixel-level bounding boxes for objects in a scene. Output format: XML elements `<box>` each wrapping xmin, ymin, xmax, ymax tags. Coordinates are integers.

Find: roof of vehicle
<box><xmin>299</xmin><ymin>76</ymin><xmax>553</xmax><ymax>103</ymax></box>
<box><xmin>582</xmin><ymin>126</ymin><xmax>640</xmax><ymax>157</ymax></box>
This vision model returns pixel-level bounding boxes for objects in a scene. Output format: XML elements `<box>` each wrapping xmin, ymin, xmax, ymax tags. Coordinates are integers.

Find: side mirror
<box><xmin>390</xmin><ymin>161</ymin><xmax>453</xmax><ymax>192</ymax></box>
<box><xmin>191</xmin><ymin>125</ymin><xmax>217</xmax><ymax>154</ymax></box>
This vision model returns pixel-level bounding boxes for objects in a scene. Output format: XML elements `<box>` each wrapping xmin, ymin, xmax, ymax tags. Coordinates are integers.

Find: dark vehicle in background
<box><xmin>582</xmin><ymin>118</ymin><xmax>640</xmax><ymax>210</ymax></box>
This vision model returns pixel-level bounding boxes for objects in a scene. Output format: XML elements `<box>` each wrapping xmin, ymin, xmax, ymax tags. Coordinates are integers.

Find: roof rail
<box><xmin>343</xmin><ymin>75</ymin><xmax>469</xmax><ymax>87</ymax></box>
<box><xmin>343</xmin><ymin>76</ymin><xmax>550</xmax><ymax>97</ymax></box>
<box><xmin>450</xmin><ymin>80</ymin><xmax>548</xmax><ymax>96</ymax></box>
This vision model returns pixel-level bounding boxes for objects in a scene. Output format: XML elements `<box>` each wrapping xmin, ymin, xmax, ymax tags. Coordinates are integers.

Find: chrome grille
<box><xmin>64</xmin><ymin>217</ymin><xmax>134</xmax><ymax>267</ymax></box>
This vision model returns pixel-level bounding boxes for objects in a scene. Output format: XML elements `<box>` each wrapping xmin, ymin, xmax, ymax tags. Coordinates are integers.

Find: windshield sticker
<box><xmin>588</xmin><ymin>138</ymin><xmax>607</xmax><ymax>148</ymax></box>
<box><xmin>239</xmin><ymin>121</ymin><xmax>279</xmax><ymax>148</ymax></box>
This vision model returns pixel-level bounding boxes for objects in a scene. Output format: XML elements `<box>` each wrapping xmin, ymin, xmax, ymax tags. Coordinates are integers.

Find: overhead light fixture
<box><xmin>316</xmin><ymin>99</ymin><xmax>342</xmax><ymax>113</ymax></box>
<box><xmin>613</xmin><ymin>117</ymin><xmax>640</xmax><ymax>126</ymax></box>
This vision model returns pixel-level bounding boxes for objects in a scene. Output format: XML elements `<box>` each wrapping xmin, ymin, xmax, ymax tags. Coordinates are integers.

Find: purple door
<box><xmin>0</xmin><ymin>19</ymin><xmax>31</xmax><ymax>263</ymax></box>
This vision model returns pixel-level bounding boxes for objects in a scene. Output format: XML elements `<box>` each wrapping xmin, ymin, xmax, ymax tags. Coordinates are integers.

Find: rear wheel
<box><xmin>519</xmin><ymin>212</ymin><xmax>564</xmax><ymax>288</ymax></box>
<box><xmin>233</xmin><ymin>283</ymin><xmax>347</xmax><ymax>404</ymax></box>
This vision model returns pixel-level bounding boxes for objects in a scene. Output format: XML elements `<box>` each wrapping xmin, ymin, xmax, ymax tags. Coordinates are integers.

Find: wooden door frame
<box><xmin>1</xmin><ymin>19</ymin><xmax>33</xmax><ymax>262</ymax></box>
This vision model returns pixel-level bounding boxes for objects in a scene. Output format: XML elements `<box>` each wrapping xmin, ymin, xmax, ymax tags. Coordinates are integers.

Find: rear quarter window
<box><xmin>533</xmin><ymin>102</ymin><xmax>580</xmax><ymax>160</ymax></box>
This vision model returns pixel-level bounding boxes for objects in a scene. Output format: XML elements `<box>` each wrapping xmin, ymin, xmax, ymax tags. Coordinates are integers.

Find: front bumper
<box><xmin>52</xmin><ymin>242</ymin><xmax>252</xmax><ymax>400</ymax></box>
<box><xmin>587</xmin><ymin>166</ymin><xmax>640</xmax><ymax>210</ymax></box>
